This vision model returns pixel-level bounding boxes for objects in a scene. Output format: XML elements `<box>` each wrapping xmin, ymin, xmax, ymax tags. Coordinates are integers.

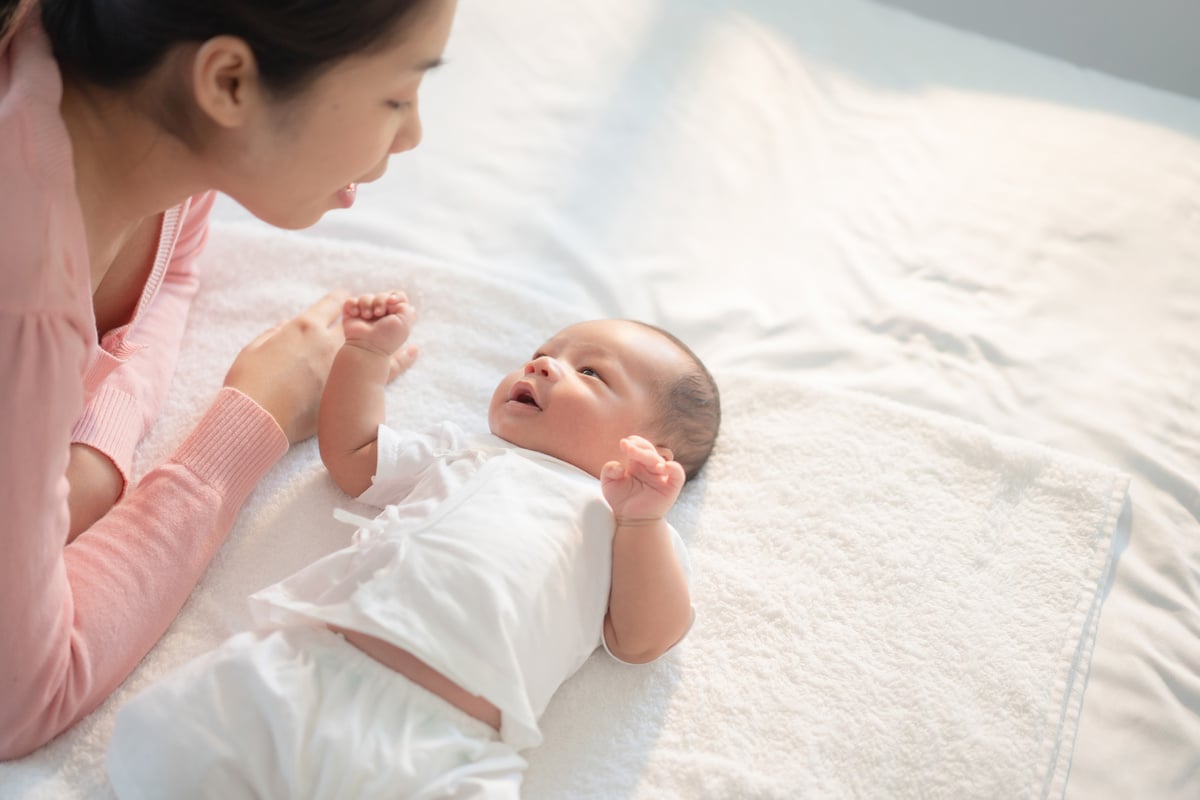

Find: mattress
<box><xmin>1</xmin><ymin>0</ymin><xmax>1196</xmax><ymax>797</ymax></box>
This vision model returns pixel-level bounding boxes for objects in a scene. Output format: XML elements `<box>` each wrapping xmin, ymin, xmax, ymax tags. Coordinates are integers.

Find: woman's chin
<box><xmin>248</xmin><ymin>204</ymin><xmax>328</xmax><ymax>231</ymax></box>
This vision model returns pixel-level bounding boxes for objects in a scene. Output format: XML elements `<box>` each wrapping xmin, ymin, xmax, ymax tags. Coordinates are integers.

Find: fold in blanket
<box><xmin>0</xmin><ymin>224</ymin><xmax>1127</xmax><ymax>799</ymax></box>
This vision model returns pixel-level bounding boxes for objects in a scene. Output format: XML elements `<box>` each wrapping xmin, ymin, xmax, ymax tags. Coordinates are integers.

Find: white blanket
<box><xmin>7</xmin><ymin>0</ymin><xmax>1199</xmax><ymax>795</ymax></box>
<box><xmin>0</xmin><ymin>225</ymin><xmax>1128</xmax><ymax>798</ymax></box>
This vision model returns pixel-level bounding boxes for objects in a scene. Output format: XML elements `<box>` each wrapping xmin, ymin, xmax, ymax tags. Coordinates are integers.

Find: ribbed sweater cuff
<box><xmin>70</xmin><ymin>384</ymin><xmax>140</xmax><ymax>497</ymax></box>
<box><xmin>173</xmin><ymin>387</ymin><xmax>288</xmax><ymax>507</ymax></box>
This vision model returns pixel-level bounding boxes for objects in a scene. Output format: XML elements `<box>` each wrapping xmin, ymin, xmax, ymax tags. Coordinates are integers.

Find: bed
<box><xmin>3</xmin><ymin>0</ymin><xmax>1197</xmax><ymax>797</ymax></box>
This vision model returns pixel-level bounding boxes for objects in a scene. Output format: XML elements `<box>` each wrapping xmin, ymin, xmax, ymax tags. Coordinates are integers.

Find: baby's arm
<box><xmin>601</xmin><ymin>435</ymin><xmax>693</xmax><ymax>664</ymax></box>
<box><xmin>318</xmin><ymin>292</ymin><xmax>417</xmax><ymax>497</ymax></box>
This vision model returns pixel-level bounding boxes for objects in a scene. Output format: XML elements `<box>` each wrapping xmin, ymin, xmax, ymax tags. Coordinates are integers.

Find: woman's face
<box><xmin>216</xmin><ymin>0</ymin><xmax>458</xmax><ymax>229</ymax></box>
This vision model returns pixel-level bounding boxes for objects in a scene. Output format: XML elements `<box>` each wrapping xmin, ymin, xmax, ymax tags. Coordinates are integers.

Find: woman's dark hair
<box><xmin>0</xmin><ymin>1</ymin><xmax>18</xmax><ymax>39</ymax></box>
<box><xmin>632</xmin><ymin>321</ymin><xmax>721</xmax><ymax>482</ymax></box>
<box><xmin>39</xmin><ymin>0</ymin><xmax>434</xmax><ymax>94</ymax></box>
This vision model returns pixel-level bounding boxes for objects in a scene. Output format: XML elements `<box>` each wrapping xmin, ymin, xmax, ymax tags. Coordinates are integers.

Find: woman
<box><xmin>0</xmin><ymin>0</ymin><xmax>457</xmax><ymax>758</ymax></box>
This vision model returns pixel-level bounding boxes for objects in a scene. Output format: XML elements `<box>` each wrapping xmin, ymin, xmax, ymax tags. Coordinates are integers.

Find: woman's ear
<box><xmin>191</xmin><ymin>36</ymin><xmax>260</xmax><ymax>128</ymax></box>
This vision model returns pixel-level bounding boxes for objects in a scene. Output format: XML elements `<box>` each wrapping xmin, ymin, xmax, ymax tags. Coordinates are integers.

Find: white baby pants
<box><xmin>106</xmin><ymin>625</ymin><xmax>525</xmax><ymax>800</ymax></box>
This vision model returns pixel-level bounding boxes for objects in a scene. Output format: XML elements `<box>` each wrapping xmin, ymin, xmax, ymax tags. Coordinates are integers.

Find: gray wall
<box><xmin>873</xmin><ymin>0</ymin><xmax>1200</xmax><ymax>101</ymax></box>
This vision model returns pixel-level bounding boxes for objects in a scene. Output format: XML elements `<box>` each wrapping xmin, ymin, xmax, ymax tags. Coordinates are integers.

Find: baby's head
<box><xmin>488</xmin><ymin>319</ymin><xmax>720</xmax><ymax>480</ymax></box>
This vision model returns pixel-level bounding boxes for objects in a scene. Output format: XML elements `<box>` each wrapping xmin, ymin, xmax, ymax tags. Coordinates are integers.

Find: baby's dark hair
<box><xmin>631</xmin><ymin>322</ymin><xmax>721</xmax><ymax>482</ymax></box>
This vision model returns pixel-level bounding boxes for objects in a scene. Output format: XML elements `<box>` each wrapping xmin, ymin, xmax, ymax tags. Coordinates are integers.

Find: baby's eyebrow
<box><xmin>534</xmin><ymin>338</ymin><xmax>612</xmax><ymax>363</ymax></box>
<box><xmin>570</xmin><ymin>344</ymin><xmax>612</xmax><ymax>362</ymax></box>
<box><xmin>535</xmin><ymin>336</ymin><xmax>566</xmax><ymax>356</ymax></box>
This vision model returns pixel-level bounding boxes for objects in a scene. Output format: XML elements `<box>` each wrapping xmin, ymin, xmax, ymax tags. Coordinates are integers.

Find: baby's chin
<box><xmin>487</xmin><ymin>418</ymin><xmax>527</xmax><ymax>451</ymax></box>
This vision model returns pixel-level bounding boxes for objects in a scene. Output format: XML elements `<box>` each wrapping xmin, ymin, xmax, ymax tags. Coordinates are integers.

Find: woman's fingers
<box><xmin>225</xmin><ymin>293</ymin><xmax>348</xmax><ymax>444</ymax></box>
<box><xmin>305</xmin><ymin>290</ymin><xmax>350</xmax><ymax>327</ymax></box>
<box><xmin>387</xmin><ymin>344</ymin><xmax>420</xmax><ymax>382</ymax></box>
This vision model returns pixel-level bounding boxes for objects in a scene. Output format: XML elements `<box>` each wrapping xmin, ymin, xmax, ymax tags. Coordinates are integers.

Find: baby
<box><xmin>107</xmin><ymin>292</ymin><xmax>721</xmax><ymax>800</ymax></box>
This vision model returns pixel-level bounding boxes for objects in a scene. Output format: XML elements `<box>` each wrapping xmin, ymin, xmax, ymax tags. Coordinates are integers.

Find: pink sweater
<box><xmin>0</xmin><ymin>13</ymin><xmax>288</xmax><ymax>758</ymax></box>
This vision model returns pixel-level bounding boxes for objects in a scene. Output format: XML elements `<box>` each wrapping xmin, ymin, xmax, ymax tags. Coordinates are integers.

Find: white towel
<box><xmin>0</xmin><ymin>224</ymin><xmax>1127</xmax><ymax>799</ymax></box>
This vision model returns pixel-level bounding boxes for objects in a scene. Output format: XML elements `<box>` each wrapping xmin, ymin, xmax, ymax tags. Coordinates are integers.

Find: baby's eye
<box><xmin>579</xmin><ymin>367</ymin><xmax>600</xmax><ymax>378</ymax></box>
<box><xmin>386</xmin><ymin>100</ymin><xmax>413</xmax><ymax>111</ymax></box>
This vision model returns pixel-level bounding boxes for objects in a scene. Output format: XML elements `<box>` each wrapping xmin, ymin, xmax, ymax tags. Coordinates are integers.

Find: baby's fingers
<box><xmin>373</xmin><ymin>291</ymin><xmax>402</xmax><ymax>317</ymax></box>
<box><xmin>622</xmin><ymin>445</ymin><xmax>684</xmax><ymax>494</ymax></box>
<box><xmin>602</xmin><ymin>460</ymin><xmax>628</xmax><ymax>481</ymax></box>
<box><xmin>345</xmin><ymin>291</ymin><xmax>410</xmax><ymax>320</ymax></box>
<box><xmin>620</xmin><ymin>436</ymin><xmax>667</xmax><ymax>471</ymax></box>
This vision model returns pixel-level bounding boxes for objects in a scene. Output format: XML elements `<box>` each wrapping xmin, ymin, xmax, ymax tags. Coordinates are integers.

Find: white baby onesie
<box><xmin>249</xmin><ymin>421</ymin><xmax>692</xmax><ymax>751</ymax></box>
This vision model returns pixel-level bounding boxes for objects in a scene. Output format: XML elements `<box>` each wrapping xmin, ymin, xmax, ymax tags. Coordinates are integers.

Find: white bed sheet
<box><xmin>213</xmin><ymin>1</ymin><xmax>1197</xmax><ymax>796</ymax></box>
<box><xmin>1</xmin><ymin>0</ymin><xmax>1196</xmax><ymax>797</ymax></box>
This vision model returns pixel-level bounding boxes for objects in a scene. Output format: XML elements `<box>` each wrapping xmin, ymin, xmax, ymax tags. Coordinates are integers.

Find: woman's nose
<box><xmin>524</xmin><ymin>356</ymin><xmax>561</xmax><ymax>380</ymax></box>
<box><xmin>391</xmin><ymin>101</ymin><xmax>424</xmax><ymax>154</ymax></box>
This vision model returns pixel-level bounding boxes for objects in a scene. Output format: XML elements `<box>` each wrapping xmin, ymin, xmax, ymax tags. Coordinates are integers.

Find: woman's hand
<box><xmin>223</xmin><ymin>291</ymin><xmax>348</xmax><ymax>444</ymax></box>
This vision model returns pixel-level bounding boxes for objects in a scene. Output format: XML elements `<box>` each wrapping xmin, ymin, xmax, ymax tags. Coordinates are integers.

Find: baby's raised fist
<box><xmin>342</xmin><ymin>291</ymin><xmax>415</xmax><ymax>355</ymax></box>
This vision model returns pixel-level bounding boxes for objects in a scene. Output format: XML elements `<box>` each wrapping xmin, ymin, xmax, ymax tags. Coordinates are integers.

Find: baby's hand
<box><xmin>601</xmin><ymin>435</ymin><xmax>685</xmax><ymax>525</ymax></box>
<box><xmin>343</xmin><ymin>291</ymin><xmax>414</xmax><ymax>352</ymax></box>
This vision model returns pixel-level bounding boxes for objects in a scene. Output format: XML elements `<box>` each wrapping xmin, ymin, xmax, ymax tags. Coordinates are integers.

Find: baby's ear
<box><xmin>655</xmin><ymin>445</ymin><xmax>674</xmax><ymax>462</ymax></box>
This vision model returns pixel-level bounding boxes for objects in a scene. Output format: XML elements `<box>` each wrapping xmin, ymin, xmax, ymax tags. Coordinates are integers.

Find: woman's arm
<box><xmin>0</xmin><ymin>249</ymin><xmax>287</xmax><ymax>759</ymax></box>
<box><xmin>601</xmin><ymin>436</ymin><xmax>693</xmax><ymax>664</ymax></box>
<box><xmin>64</xmin><ymin>444</ymin><xmax>124</xmax><ymax>542</ymax></box>
<box><xmin>0</xmin><ymin>385</ymin><xmax>287</xmax><ymax>761</ymax></box>
<box><xmin>0</xmin><ymin>286</ymin><xmax>356</xmax><ymax>759</ymax></box>
<box><xmin>65</xmin><ymin>193</ymin><xmax>213</xmax><ymax>541</ymax></box>
<box><xmin>0</xmin><ymin>19</ymin><xmax>339</xmax><ymax>758</ymax></box>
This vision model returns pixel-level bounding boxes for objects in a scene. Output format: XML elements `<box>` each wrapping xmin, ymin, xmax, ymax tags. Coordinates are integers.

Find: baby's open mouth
<box><xmin>511</xmin><ymin>386</ymin><xmax>540</xmax><ymax>409</ymax></box>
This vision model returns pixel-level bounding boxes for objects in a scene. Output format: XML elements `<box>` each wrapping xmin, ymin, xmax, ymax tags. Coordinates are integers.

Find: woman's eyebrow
<box><xmin>410</xmin><ymin>57</ymin><xmax>446</xmax><ymax>73</ymax></box>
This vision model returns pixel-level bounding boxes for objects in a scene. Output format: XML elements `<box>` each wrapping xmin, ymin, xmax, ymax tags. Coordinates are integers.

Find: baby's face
<box><xmin>488</xmin><ymin>320</ymin><xmax>685</xmax><ymax>477</ymax></box>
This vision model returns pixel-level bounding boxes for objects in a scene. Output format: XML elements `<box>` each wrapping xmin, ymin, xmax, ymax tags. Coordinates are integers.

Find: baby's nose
<box><xmin>525</xmin><ymin>356</ymin><xmax>561</xmax><ymax>380</ymax></box>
